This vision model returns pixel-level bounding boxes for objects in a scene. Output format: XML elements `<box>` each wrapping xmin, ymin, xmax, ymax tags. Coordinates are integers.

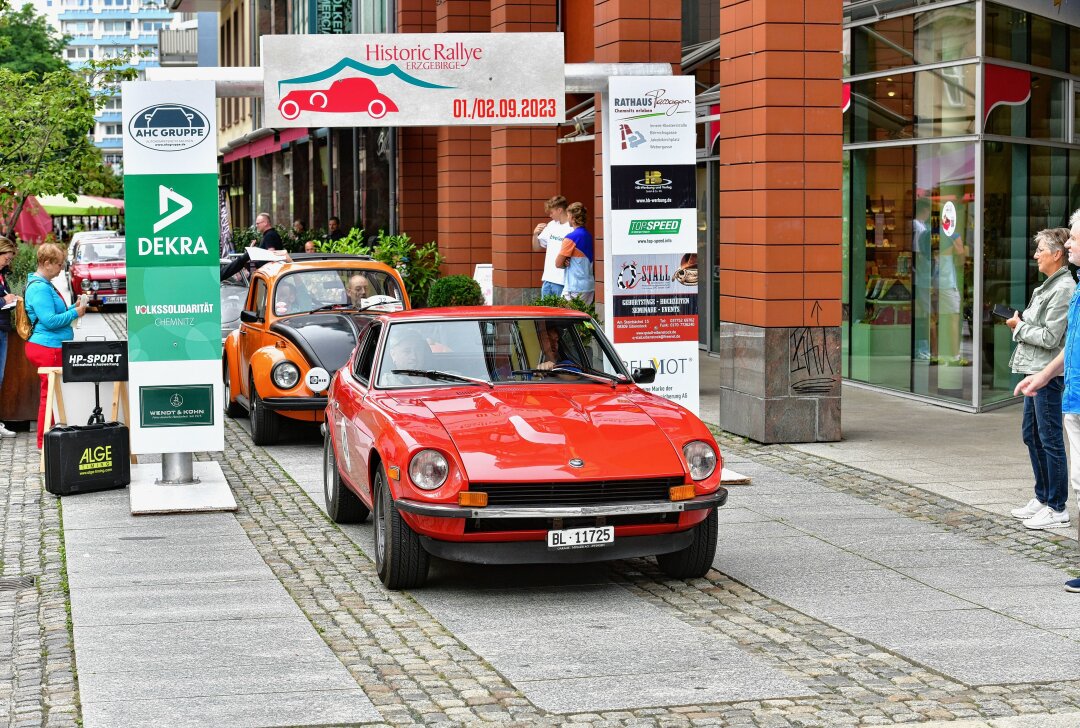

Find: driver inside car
<box><xmin>535</xmin><ymin>323</ymin><xmax>581</xmax><ymax>373</ymax></box>
<box><xmin>348</xmin><ymin>274</ymin><xmax>371</xmax><ymax>307</ymax></box>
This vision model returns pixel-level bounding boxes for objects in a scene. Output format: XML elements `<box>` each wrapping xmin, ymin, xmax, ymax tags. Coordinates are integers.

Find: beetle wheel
<box><xmin>248</xmin><ymin>379</ymin><xmax>280</xmax><ymax>446</ymax></box>
<box><xmin>373</xmin><ymin>464</ymin><xmax>429</xmax><ymax>589</ymax></box>
<box><xmin>656</xmin><ymin>508</ymin><xmax>718</xmax><ymax>579</ymax></box>
<box><xmin>223</xmin><ymin>357</ymin><xmax>244</xmax><ymax>418</ymax></box>
<box><xmin>323</xmin><ymin>427</ymin><xmax>368</xmax><ymax>523</ymax></box>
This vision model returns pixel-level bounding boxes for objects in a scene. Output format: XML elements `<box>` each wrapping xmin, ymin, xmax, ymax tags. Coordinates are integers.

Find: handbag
<box><xmin>14</xmin><ymin>279</ymin><xmax>59</xmax><ymax>340</ymax></box>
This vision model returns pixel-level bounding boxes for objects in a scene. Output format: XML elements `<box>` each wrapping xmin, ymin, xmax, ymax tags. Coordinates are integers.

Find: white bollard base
<box><xmin>129</xmin><ymin>461</ymin><xmax>237</xmax><ymax>515</ymax></box>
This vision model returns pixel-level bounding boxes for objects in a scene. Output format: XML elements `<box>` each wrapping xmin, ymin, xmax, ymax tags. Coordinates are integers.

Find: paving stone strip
<box><xmin>0</xmin><ymin>432</ymin><xmax>80</xmax><ymax>728</ymax></box>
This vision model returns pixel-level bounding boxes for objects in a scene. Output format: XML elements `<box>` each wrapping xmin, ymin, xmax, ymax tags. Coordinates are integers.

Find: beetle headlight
<box><xmin>271</xmin><ymin>361</ymin><xmax>300</xmax><ymax>389</ymax></box>
<box><xmin>683</xmin><ymin>441</ymin><xmax>717</xmax><ymax>481</ymax></box>
<box><xmin>409</xmin><ymin>449</ymin><xmax>449</xmax><ymax>490</ymax></box>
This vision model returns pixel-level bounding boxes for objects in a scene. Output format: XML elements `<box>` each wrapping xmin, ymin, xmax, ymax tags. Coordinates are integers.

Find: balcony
<box><xmin>96</xmin><ymin>111</ymin><xmax>122</xmax><ymax>123</ymax></box>
<box><xmin>95</xmin><ymin>137</ymin><xmax>123</xmax><ymax>149</ymax></box>
<box><xmin>158</xmin><ymin>27</ymin><xmax>197</xmax><ymax>66</ymax></box>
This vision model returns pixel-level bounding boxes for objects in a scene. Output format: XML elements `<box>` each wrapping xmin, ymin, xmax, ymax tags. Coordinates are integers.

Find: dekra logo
<box><xmin>628</xmin><ymin>219</ymin><xmax>681</xmax><ymax>235</ymax></box>
<box><xmin>138</xmin><ymin>186</ymin><xmax>209</xmax><ymax>256</ymax></box>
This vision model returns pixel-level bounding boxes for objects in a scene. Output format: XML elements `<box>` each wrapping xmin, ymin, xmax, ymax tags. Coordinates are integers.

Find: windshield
<box><xmin>375</xmin><ymin>318</ymin><xmax>630</xmax><ymax>388</ymax></box>
<box><xmin>273</xmin><ymin>268</ymin><xmax>403</xmax><ymax>316</ymax></box>
<box><xmin>78</xmin><ymin>241</ymin><xmax>125</xmax><ymax>263</ymax></box>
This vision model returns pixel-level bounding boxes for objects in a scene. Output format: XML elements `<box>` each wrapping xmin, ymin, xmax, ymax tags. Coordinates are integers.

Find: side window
<box><xmin>250</xmin><ymin>279</ymin><xmax>267</xmax><ymax>320</ymax></box>
<box><xmin>353</xmin><ymin>323</ymin><xmax>381</xmax><ymax>384</ymax></box>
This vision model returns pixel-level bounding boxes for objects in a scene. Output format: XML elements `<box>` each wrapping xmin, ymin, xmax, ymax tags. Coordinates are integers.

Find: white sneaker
<box><xmin>0</xmin><ymin>424</ymin><xmax>15</xmax><ymax>439</ymax></box>
<box><xmin>1023</xmin><ymin>506</ymin><xmax>1070</xmax><ymax>530</ymax></box>
<box><xmin>1011</xmin><ymin>498</ymin><xmax>1044</xmax><ymax>519</ymax></box>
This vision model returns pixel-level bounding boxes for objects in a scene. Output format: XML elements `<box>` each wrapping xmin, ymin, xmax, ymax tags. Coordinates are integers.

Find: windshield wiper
<box><xmin>511</xmin><ymin>367</ymin><xmax>618</xmax><ymax>388</ymax></box>
<box><xmin>309</xmin><ymin>303</ymin><xmax>352</xmax><ymax>314</ymax></box>
<box><xmin>391</xmin><ymin>369</ymin><xmax>493</xmax><ymax>388</ymax></box>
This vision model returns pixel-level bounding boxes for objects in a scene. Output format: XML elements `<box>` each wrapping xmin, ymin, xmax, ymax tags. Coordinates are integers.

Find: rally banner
<box><xmin>604</xmin><ymin>76</ymin><xmax>698</xmax><ymax>413</ymax></box>
<box><xmin>262</xmin><ymin>33</ymin><xmax>565</xmax><ymax>127</ymax></box>
<box><xmin>122</xmin><ymin>81</ymin><xmax>222</xmax><ymax>454</ymax></box>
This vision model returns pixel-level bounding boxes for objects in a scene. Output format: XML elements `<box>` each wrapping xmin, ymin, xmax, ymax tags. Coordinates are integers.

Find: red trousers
<box><xmin>24</xmin><ymin>341</ymin><xmax>62</xmax><ymax>449</ymax></box>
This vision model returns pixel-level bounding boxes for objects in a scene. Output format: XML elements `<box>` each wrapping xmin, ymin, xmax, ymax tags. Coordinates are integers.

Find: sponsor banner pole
<box><xmin>121</xmin><ymin>81</ymin><xmax>223</xmax><ymax>455</ymax></box>
<box><xmin>604</xmin><ymin>76</ymin><xmax>699</xmax><ymax>414</ymax></box>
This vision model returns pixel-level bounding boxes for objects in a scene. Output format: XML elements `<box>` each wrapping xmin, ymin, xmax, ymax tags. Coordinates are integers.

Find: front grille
<box><xmin>470</xmin><ymin>477</ymin><xmax>683</xmax><ymax>507</ymax></box>
<box><xmin>110</xmin><ymin>278</ymin><xmax>120</xmax><ymax>291</ymax></box>
<box><xmin>465</xmin><ymin>512</ymin><xmax>677</xmax><ymax>533</ymax></box>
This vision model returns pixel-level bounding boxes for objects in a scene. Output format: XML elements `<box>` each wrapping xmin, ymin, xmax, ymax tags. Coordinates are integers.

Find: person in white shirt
<box><xmin>532</xmin><ymin>195</ymin><xmax>572</xmax><ymax>298</ymax></box>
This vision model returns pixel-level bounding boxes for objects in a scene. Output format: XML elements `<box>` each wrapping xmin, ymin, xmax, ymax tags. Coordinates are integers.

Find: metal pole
<box><xmin>159</xmin><ymin>452</ymin><xmax>198</xmax><ymax>484</ymax></box>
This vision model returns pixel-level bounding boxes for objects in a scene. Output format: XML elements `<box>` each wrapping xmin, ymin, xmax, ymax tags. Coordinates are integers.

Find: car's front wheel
<box><xmin>223</xmin><ymin>357</ymin><xmax>244</xmax><ymax>418</ymax></box>
<box><xmin>655</xmin><ymin>508</ymin><xmax>718</xmax><ymax>579</ymax></box>
<box><xmin>248</xmin><ymin>380</ymin><xmax>280</xmax><ymax>446</ymax></box>
<box><xmin>373</xmin><ymin>463</ymin><xmax>429</xmax><ymax>590</ymax></box>
<box><xmin>323</xmin><ymin>427</ymin><xmax>369</xmax><ymax>523</ymax></box>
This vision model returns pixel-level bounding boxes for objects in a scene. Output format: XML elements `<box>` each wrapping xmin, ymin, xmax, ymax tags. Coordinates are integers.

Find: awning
<box><xmin>36</xmin><ymin>194</ymin><xmax>122</xmax><ymax>216</ymax></box>
<box><xmin>12</xmin><ymin>195</ymin><xmax>53</xmax><ymax>242</ymax></box>
<box><xmin>223</xmin><ymin>127</ymin><xmax>309</xmax><ymax>164</ymax></box>
<box><xmin>85</xmin><ymin>195</ymin><xmax>124</xmax><ymax>213</ymax></box>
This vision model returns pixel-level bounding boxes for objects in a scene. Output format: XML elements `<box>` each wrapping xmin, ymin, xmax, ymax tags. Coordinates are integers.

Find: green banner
<box><xmin>127</xmin><ymin>267</ymin><xmax>220</xmax><ymax>362</ymax></box>
<box><xmin>125</xmin><ymin>173</ymin><xmax>220</xmax><ymax>269</ymax></box>
<box><xmin>139</xmin><ymin>384</ymin><xmax>215</xmax><ymax>428</ymax></box>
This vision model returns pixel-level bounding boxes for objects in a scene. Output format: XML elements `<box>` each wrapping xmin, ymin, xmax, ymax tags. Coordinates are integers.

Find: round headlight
<box><xmin>271</xmin><ymin>361</ymin><xmax>301</xmax><ymax>389</ymax></box>
<box><xmin>409</xmin><ymin>449</ymin><xmax>449</xmax><ymax>490</ymax></box>
<box><xmin>683</xmin><ymin>441</ymin><xmax>717</xmax><ymax>481</ymax></box>
<box><xmin>90</xmin><ymin>281</ymin><xmax>100</xmax><ymax>290</ymax></box>
<box><xmin>80</xmin><ymin>279</ymin><xmax>90</xmax><ymax>291</ymax></box>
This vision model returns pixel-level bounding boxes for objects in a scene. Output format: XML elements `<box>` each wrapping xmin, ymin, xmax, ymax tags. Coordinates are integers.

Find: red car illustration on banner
<box><xmin>278</xmin><ymin>78</ymin><xmax>399</xmax><ymax>121</ymax></box>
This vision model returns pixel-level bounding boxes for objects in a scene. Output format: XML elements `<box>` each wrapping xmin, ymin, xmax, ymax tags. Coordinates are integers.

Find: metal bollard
<box><xmin>158</xmin><ymin>452</ymin><xmax>200</xmax><ymax>485</ymax></box>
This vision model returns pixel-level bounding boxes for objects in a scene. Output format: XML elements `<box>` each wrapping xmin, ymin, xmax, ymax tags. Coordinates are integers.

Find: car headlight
<box><xmin>409</xmin><ymin>449</ymin><xmax>449</xmax><ymax>490</ymax></box>
<box><xmin>80</xmin><ymin>279</ymin><xmax>90</xmax><ymax>291</ymax></box>
<box><xmin>683</xmin><ymin>441</ymin><xmax>717</xmax><ymax>481</ymax></box>
<box><xmin>271</xmin><ymin>361</ymin><xmax>301</xmax><ymax>389</ymax></box>
<box><xmin>90</xmin><ymin>281</ymin><xmax>100</xmax><ymax>290</ymax></box>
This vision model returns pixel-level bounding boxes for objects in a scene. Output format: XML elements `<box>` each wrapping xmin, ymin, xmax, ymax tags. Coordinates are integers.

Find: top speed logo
<box><xmin>129</xmin><ymin>104</ymin><xmax>209</xmax><ymax>153</ymax></box>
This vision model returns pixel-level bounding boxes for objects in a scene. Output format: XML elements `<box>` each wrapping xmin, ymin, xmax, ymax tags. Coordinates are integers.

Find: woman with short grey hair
<box><xmin>1009</xmin><ymin>227</ymin><xmax>1076</xmax><ymax>530</ymax></box>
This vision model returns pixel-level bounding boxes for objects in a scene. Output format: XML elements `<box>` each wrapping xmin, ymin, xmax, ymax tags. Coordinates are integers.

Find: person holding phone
<box><xmin>1008</xmin><ymin>228</ymin><xmax>1075</xmax><ymax>529</ymax></box>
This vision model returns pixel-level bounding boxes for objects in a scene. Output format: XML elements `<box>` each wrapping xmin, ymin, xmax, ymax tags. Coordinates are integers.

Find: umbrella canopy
<box><xmin>12</xmin><ymin>195</ymin><xmax>53</xmax><ymax>242</ymax></box>
<box><xmin>36</xmin><ymin>194</ymin><xmax>121</xmax><ymax>216</ymax></box>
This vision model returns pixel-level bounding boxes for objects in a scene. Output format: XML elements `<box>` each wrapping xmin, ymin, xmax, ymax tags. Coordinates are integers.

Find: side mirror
<box><xmin>632</xmin><ymin>366</ymin><xmax>656</xmax><ymax>384</ymax></box>
<box><xmin>239</xmin><ymin>310</ymin><xmax>260</xmax><ymax>324</ymax></box>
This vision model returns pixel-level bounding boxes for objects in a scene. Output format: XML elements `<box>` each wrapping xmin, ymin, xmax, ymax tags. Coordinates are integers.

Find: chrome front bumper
<box><xmin>394</xmin><ymin>487</ymin><xmax>727</xmax><ymax>520</ymax></box>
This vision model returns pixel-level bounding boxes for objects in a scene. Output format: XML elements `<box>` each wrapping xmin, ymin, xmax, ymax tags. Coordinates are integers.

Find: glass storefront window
<box><xmin>683</xmin><ymin>0</ymin><xmax>718</xmax><ymax>46</ymax></box>
<box><xmin>846</xmin><ymin>142</ymin><xmax>974</xmax><ymax>403</ymax></box>
<box><xmin>985</xmin><ymin>3</ymin><xmax>1028</xmax><ymax>64</ymax></box>
<box><xmin>985</xmin><ymin>74</ymin><xmax>1067</xmax><ymax>141</ymax></box>
<box><xmin>982</xmin><ymin>142</ymin><xmax>1074</xmax><ymax>405</ymax></box>
<box><xmin>849</xmin><ymin>65</ymin><xmax>975</xmax><ymax>142</ymax></box>
<box><xmin>848</xmin><ymin>4</ymin><xmax>975</xmax><ymax>75</ymax></box>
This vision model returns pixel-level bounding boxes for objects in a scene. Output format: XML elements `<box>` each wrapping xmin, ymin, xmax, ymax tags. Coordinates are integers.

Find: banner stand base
<box><xmin>129</xmin><ymin>461</ymin><xmax>237</xmax><ymax>515</ymax></box>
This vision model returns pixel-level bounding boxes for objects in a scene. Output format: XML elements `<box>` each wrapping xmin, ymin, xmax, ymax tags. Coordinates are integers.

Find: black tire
<box><xmin>248</xmin><ymin>380</ymin><xmax>280</xmax><ymax>446</ymax></box>
<box><xmin>323</xmin><ymin>428</ymin><xmax>369</xmax><ymax>523</ymax></box>
<box><xmin>373</xmin><ymin>463</ymin><xmax>429</xmax><ymax>589</ymax></box>
<box><xmin>223</xmin><ymin>358</ymin><xmax>244</xmax><ymax>418</ymax></box>
<box><xmin>656</xmin><ymin>508</ymin><xmax>718</xmax><ymax>579</ymax></box>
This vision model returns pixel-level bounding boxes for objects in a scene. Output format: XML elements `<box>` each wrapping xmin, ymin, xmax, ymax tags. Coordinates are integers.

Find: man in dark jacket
<box><xmin>255</xmin><ymin>213</ymin><xmax>283</xmax><ymax>250</ymax></box>
<box><xmin>326</xmin><ymin>216</ymin><xmax>345</xmax><ymax>242</ymax></box>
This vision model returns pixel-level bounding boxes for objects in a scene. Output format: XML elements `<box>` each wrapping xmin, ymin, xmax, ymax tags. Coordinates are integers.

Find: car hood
<box><xmin>73</xmin><ymin>263</ymin><xmax>125</xmax><ymax>279</ymax></box>
<box><xmin>270</xmin><ymin>313</ymin><xmax>358</xmax><ymax>372</ymax></box>
<box><xmin>417</xmin><ymin>388</ymin><xmax>685</xmax><ymax>482</ymax></box>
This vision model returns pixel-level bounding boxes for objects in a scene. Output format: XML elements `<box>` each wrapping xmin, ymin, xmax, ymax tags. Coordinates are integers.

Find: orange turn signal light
<box><xmin>669</xmin><ymin>485</ymin><xmax>696</xmax><ymax>502</ymax></box>
<box><xmin>458</xmin><ymin>491</ymin><xmax>488</xmax><ymax>507</ymax></box>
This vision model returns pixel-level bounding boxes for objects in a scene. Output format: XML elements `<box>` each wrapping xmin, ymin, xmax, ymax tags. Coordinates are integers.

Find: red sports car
<box><xmin>278</xmin><ymin>77</ymin><xmax>398</xmax><ymax>121</ymax></box>
<box><xmin>67</xmin><ymin>237</ymin><xmax>127</xmax><ymax>309</ymax></box>
<box><xmin>322</xmin><ymin>307</ymin><xmax>727</xmax><ymax>589</ymax></box>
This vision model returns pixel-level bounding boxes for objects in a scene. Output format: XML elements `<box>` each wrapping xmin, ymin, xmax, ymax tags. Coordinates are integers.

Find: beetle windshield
<box><xmin>376</xmin><ymin>317</ymin><xmax>631</xmax><ymax>388</ymax></box>
<box><xmin>273</xmin><ymin>269</ymin><xmax>403</xmax><ymax>316</ymax></box>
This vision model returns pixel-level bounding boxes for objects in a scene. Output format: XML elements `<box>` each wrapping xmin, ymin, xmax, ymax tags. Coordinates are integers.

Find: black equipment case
<box><xmin>43</xmin><ymin>422</ymin><xmax>130</xmax><ymax>496</ymax></box>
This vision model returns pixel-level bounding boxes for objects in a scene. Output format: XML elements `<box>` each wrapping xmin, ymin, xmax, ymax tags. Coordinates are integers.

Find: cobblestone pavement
<box><xmin>12</xmin><ymin>311</ymin><xmax>1080</xmax><ymax>726</ymax></box>
<box><xmin>0</xmin><ymin>432</ymin><xmax>79</xmax><ymax>728</ymax></box>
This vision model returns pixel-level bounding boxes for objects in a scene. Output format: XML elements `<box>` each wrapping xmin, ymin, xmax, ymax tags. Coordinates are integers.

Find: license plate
<box><xmin>103</xmin><ymin>295</ymin><xmax>126</xmax><ymax>304</ymax></box>
<box><xmin>547</xmin><ymin>525</ymin><xmax>614</xmax><ymax>550</ymax></box>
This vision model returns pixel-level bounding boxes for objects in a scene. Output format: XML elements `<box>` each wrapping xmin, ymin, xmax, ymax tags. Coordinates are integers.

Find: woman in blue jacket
<box><xmin>24</xmin><ymin>243</ymin><xmax>87</xmax><ymax>448</ymax></box>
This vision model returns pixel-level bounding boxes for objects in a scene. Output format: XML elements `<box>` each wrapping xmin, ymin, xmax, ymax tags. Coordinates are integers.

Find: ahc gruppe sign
<box><xmin>261</xmin><ymin>33</ymin><xmax>565</xmax><ymax>127</ymax></box>
<box><xmin>121</xmin><ymin>81</ymin><xmax>223</xmax><ymax>454</ymax></box>
<box><xmin>604</xmin><ymin>76</ymin><xmax>699</xmax><ymax>414</ymax></box>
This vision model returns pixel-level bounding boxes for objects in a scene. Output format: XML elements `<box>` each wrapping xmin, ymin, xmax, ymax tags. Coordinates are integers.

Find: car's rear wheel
<box><xmin>656</xmin><ymin>508</ymin><xmax>718</xmax><ymax>579</ymax></box>
<box><xmin>373</xmin><ymin>464</ymin><xmax>429</xmax><ymax>589</ymax></box>
<box><xmin>368</xmin><ymin>99</ymin><xmax>387</xmax><ymax>119</ymax></box>
<box><xmin>323</xmin><ymin>427</ymin><xmax>368</xmax><ymax>523</ymax></box>
<box><xmin>223</xmin><ymin>357</ymin><xmax>244</xmax><ymax>418</ymax></box>
<box><xmin>248</xmin><ymin>380</ymin><xmax>280</xmax><ymax>446</ymax></box>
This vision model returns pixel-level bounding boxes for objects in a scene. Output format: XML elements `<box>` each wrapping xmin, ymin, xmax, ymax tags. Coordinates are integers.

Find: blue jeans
<box><xmin>0</xmin><ymin>329</ymin><xmax>7</xmax><ymax>391</ymax></box>
<box><xmin>1022</xmin><ymin>375</ymin><xmax>1068</xmax><ymax>512</ymax></box>
<box><xmin>540</xmin><ymin>281</ymin><xmax>564</xmax><ymax>298</ymax></box>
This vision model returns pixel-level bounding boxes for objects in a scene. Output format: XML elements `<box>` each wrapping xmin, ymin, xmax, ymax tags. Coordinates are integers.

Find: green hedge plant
<box><xmin>427</xmin><ymin>275</ymin><xmax>484</xmax><ymax>307</ymax></box>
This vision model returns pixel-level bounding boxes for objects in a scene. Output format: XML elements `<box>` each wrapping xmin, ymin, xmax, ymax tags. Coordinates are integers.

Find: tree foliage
<box><xmin>0</xmin><ymin>58</ymin><xmax>136</xmax><ymax>238</ymax></box>
<box><xmin>0</xmin><ymin>3</ymin><xmax>68</xmax><ymax>78</ymax></box>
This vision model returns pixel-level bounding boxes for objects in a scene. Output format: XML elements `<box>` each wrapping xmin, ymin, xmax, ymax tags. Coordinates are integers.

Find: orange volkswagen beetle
<box><xmin>223</xmin><ymin>254</ymin><xmax>409</xmax><ymax>444</ymax></box>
